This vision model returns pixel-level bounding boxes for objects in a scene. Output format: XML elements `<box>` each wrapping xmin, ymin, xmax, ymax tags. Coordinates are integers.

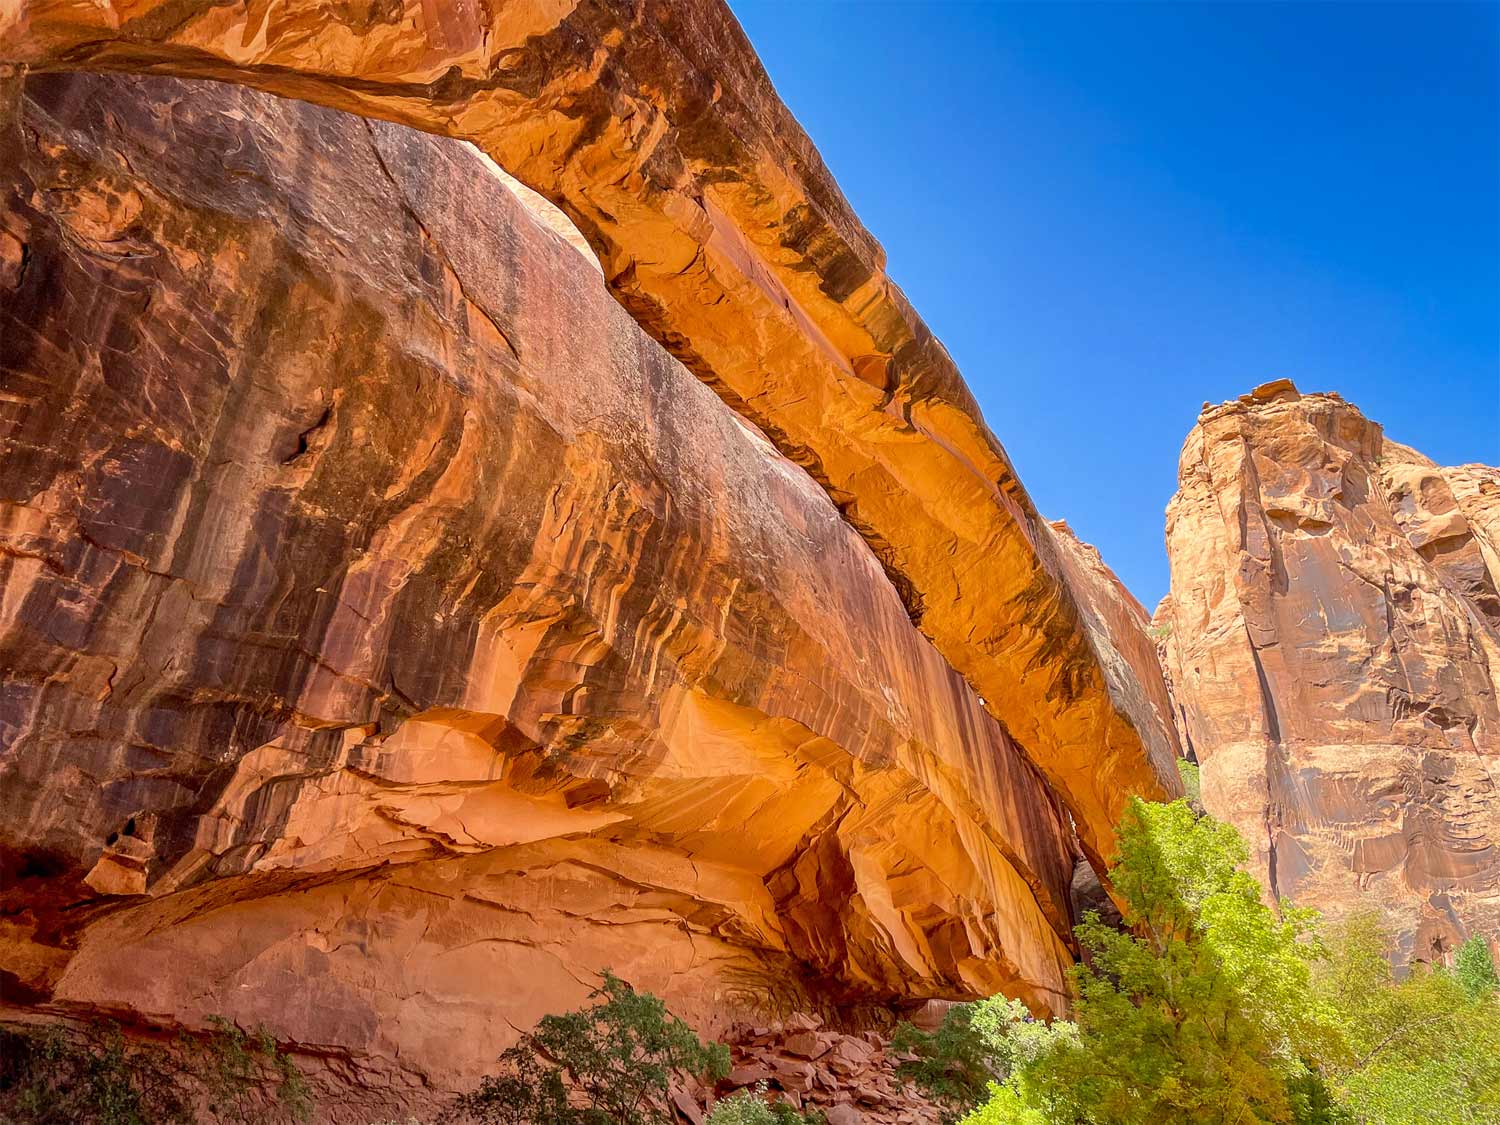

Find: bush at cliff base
<box><xmin>0</xmin><ymin>1016</ymin><xmax>312</xmax><ymax>1124</ymax></box>
<box><xmin>703</xmin><ymin>1083</ymin><xmax>826</xmax><ymax>1124</ymax></box>
<box><xmin>894</xmin><ymin>797</ymin><xmax>1500</xmax><ymax>1125</ymax></box>
<box><xmin>443</xmin><ymin>970</ymin><xmax>729</xmax><ymax>1125</ymax></box>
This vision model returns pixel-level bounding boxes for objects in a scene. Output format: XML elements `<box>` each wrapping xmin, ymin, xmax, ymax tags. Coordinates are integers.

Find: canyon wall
<box><xmin>21</xmin><ymin>0</ymin><xmax>1495</xmax><ymax>1113</ymax></box>
<box><xmin>0</xmin><ymin>70</ymin><xmax>1085</xmax><ymax>1117</ymax></box>
<box><xmin>0</xmin><ymin>0</ymin><xmax>1183</xmax><ymax>867</ymax></box>
<box><xmin>1157</xmin><ymin>381</ymin><xmax>1500</xmax><ymax>962</ymax></box>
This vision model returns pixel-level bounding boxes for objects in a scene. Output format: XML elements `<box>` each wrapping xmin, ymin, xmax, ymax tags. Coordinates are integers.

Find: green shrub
<box><xmin>704</xmin><ymin>1084</ymin><xmax>825</xmax><ymax>1125</ymax></box>
<box><xmin>0</xmin><ymin>1016</ymin><xmax>311</xmax><ymax>1124</ymax></box>
<box><xmin>1175</xmin><ymin>758</ymin><xmax>1202</xmax><ymax>806</ymax></box>
<box><xmin>0</xmin><ymin>1023</ymin><xmax>193</xmax><ymax>1125</ymax></box>
<box><xmin>956</xmin><ymin>1081</ymin><xmax>1046</xmax><ymax>1125</ymax></box>
<box><xmin>1454</xmin><ymin>935</ymin><xmax>1500</xmax><ymax>1001</ymax></box>
<box><xmin>197</xmin><ymin>1015</ymin><xmax>313</xmax><ymax>1123</ymax></box>
<box><xmin>444</xmin><ymin>971</ymin><xmax>729</xmax><ymax>1124</ymax></box>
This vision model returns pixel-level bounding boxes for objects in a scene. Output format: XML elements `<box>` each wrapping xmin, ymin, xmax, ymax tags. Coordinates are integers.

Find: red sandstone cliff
<box><xmin>0</xmin><ymin>0</ymin><xmax>1183</xmax><ymax>874</ymax></box>
<box><xmin>1156</xmin><ymin>381</ymin><xmax>1500</xmax><ymax>963</ymax></box>
<box><xmin>0</xmin><ymin>64</ymin><xmax>1069</xmax><ymax>1095</ymax></box>
<box><xmin>0</xmin><ymin>70</ymin><xmax>1097</xmax><ymax>1119</ymax></box>
<box><xmin>0</xmin><ymin>9</ymin><xmax>1202</xmax><ymax>1109</ymax></box>
<box><xmin>0</xmin><ymin>0</ymin><xmax>1199</xmax><ymax>1110</ymax></box>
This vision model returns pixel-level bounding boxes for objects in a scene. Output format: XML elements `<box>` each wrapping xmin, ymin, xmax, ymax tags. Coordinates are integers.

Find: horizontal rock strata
<box><xmin>0</xmin><ymin>71</ymin><xmax>1079</xmax><ymax>1116</ymax></box>
<box><xmin>0</xmin><ymin>0</ymin><xmax>1182</xmax><ymax>865</ymax></box>
<box><xmin>1156</xmin><ymin>381</ymin><xmax>1500</xmax><ymax>962</ymax></box>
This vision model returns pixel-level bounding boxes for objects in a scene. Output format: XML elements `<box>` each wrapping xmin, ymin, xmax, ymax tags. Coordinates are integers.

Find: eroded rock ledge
<box><xmin>0</xmin><ymin>71</ymin><xmax>1080</xmax><ymax>1116</ymax></box>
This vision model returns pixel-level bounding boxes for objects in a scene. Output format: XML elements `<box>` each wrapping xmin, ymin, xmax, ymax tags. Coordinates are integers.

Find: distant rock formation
<box><xmin>1157</xmin><ymin>380</ymin><xmax>1500</xmax><ymax>963</ymax></box>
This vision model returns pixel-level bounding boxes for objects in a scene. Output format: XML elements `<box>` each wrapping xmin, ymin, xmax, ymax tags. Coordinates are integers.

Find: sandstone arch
<box><xmin>0</xmin><ymin>74</ymin><xmax>1083</xmax><ymax>1114</ymax></box>
<box><xmin>0</xmin><ymin>0</ymin><xmax>1181</xmax><ymax>864</ymax></box>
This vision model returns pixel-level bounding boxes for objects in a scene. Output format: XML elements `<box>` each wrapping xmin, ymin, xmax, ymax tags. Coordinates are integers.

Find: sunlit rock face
<box><xmin>0</xmin><ymin>72</ymin><xmax>1080</xmax><ymax>1116</ymax></box>
<box><xmin>1156</xmin><ymin>381</ymin><xmax>1500</xmax><ymax>964</ymax></box>
<box><xmin>0</xmin><ymin>0</ymin><xmax>1182</xmax><ymax>871</ymax></box>
<box><xmin>1047</xmin><ymin>520</ymin><xmax>1179</xmax><ymax>763</ymax></box>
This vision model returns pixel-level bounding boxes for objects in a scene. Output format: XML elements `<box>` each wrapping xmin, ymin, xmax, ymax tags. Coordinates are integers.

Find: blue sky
<box><xmin>728</xmin><ymin>0</ymin><xmax>1499</xmax><ymax>607</ymax></box>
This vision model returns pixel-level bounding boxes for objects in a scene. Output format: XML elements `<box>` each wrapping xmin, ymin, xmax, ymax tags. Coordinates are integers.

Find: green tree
<box><xmin>891</xmin><ymin>1003</ymin><xmax>997</xmax><ymax>1120</ymax></box>
<box><xmin>892</xmin><ymin>995</ymin><xmax>1080</xmax><ymax>1122</ymax></box>
<box><xmin>1040</xmin><ymin>799</ymin><xmax>1339</xmax><ymax>1123</ymax></box>
<box><xmin>1316</xmin><ymin>915</ymin><xmax>1500</xmax><ymax>1123</ymax></box>
<box><xmin>445</xmin><ymin>972</ymin><xmax>729</xmax><ymax>1125</ymax></box>
<box><xmin>1455</xmin><ymin>936</ymin><xmax>1500</xmax><ymax>1001</ymax></box>
<box><xmin>957</xmin><ymin>798</ymin><xmax>1343</xmax><ymax>1125</ymax></box>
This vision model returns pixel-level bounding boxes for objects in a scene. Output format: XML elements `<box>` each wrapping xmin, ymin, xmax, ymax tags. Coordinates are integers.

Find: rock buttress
<box><xmin>1156</xmin><ymin>381</ymin><xmax>1500</xmax><ymax>965</ymax></box>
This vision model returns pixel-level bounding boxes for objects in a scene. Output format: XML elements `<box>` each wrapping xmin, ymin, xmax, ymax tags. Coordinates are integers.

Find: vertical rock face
<box><xmin>0</xmin><ymin>0</ymin><xmax>1183</xmax><ymax>866</ymax></box>
<box><xmin>0</xmin><ymin>71</ymin><xmax>1081</xmax><ymax>1114</ymax></box>
<box><xmin>1157</xmin><ymin>381</ymin><xmax>1500</xmax><ymax>962</ymax></box>
<box><xmin>1048</xmin><ymin>520</ymin><xmax>1179</xmax><ymax>762</ymax></box>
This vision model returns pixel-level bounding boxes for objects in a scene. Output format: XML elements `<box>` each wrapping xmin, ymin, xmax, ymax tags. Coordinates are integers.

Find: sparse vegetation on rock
<box><xmin>704</xmin><ymin>1083</ymin><xmax>826</xmax><ymax>1125</ymax></box>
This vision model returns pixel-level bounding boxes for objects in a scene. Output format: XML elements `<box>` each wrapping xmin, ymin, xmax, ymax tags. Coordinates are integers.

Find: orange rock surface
<box><xmin>1156</xmin><ymin>381</ymin><xmax>1500</xmax><ymax>962</ymax></box>
<box><xmin>0</xmin><ymin>0</ymin><xmax>1182</xmax><ymax>865</ymax></box>
<box><xmin>0</xmin><ymin>72</ymin><xmax>1083</xmax><ymax>1116</ymax></box>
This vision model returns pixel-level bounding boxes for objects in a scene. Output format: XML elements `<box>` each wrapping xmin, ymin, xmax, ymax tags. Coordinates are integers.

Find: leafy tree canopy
<box><xmin>945</xmin><ymin>797</ymin><xmax>1500</xmax><ymax>1125</ymax></box>
<box><xmin>1020</xmin><ymin>798</ymin><xmax>1340</xmax><ymax>1125</ymax></box>
<box><xmin>1315</xmin><ymin>914</ymin><xmax>1500</xmax><ymax>1124</ymax></box>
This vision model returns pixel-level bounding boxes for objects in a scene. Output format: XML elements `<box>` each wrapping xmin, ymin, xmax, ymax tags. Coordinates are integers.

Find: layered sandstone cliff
<box><xmin>1157</xmin><ymin>381</ymin><xmax>1500</xmax><ymax>962</ymax></box>
<box><xmin>0</xmin><ymin>70</ymin><xmax>1088</xmax><ymax>1116</ymax></box>
<box><xmin>0</xmin><ymin>0</ymin><xmax>1182</xmax><ymax>867</ymax></box>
